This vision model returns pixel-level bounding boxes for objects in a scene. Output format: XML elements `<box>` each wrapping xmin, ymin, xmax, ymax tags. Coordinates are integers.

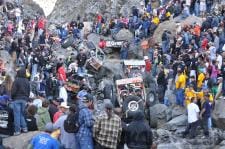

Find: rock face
<box><xmin>114</xmin><ymin>29</ymin><xmax>134</xmax><ymax>41</ymax></box>
<box><xmin>23</xmin><ymin>0</ymin><xmax>45</xmax><ymax>18</ymax></box>
<box><xmin>212</xmin><ymin>100</ymin><xmax>225</xmax><ymax>130</ymax></box>
<box><xmin>150</xmin><ymin>104</ymin><xmax>168</xmax><ymax>128</ymax></box>
<box><xmin>47</xmin><ymin>0</ymin><xmax>143</xmax><ymax>24</ymax></box>
<box><xmin>153</xmin><ymin>16</ymin><xmax>203</xmax><ymax>43</ymax></box>
<box><xmin>162</xmin><ymin>114</ymin><xmax>187</xmax><ymax>131</ymax></box>
<box><xmin>31</xmin><ymin>0</ymin><xmax>57</xmax><ymax>16</ymax></box>
<box><xmin>171</xmin><ymin>106</ymin><xmax>186</xmax><ymax>119</ymax></box>
<box><xmin>3</xmin><ymin>131</ymin><xmax>40</xmax><ymax>149</ymax></box>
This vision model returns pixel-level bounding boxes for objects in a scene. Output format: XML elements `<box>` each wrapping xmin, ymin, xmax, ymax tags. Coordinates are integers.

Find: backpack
<box><xmin>64</xmin><ymin>111</ymin><xmax>79</xmax><ymax>133</ymax></box>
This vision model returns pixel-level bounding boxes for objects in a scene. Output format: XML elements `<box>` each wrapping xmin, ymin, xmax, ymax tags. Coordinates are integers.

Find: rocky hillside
<box><xmin>47</xmin><ymin>0</ymin><xmax>143</xmax><ymax>23</ymax></box>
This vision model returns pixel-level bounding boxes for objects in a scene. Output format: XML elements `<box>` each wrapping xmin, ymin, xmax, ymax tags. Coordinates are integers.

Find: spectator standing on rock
<box><xmin>183</xmin><ymin>97</ymin><xmax>200</xmax><ymax>138</ymax></box>
<box><xmin>157</xmin><ymin>66</ymin><xmax>167</xmax><ymax>103</ymax></box>
<box><xmin>144</xmin><ymin>56</ymin><xmax>151</xmax><ymax>73</ymax></box>
<box><xmin>125</xmin><ymin>110</ymin><xmax>153</xmax><ymax>149</ymax></box>
<box><xmin>11</xmin><ymin>68</ymin><xmax>30</xmax><ymax>135</ymax></box>
<box><xmin>76</xmin><ymin>94</ymin><xmax>94</xmax><ymax>149</ymax></box>
<box><xmin>175</xmin><ymin>68</ymin><xmax>186</xmax><ymax>106</ymax></box>
<box><xmin>37</xmin><ymin>16</ymin><xmax>46</xmax><ymax>37</ymax></box>
<box><xmin>93</xmin><ymin>101</ymin><xmax>122</xmax><ymax>149</ymax></box>
<box><xmin>200</xmin><ymin>93</ymin><xmax>211</xmax><ymax>137</ymax></box>
<box><xmin>77</xmin><ymin>49</ymin><xmax>87</xmax><ymax>75</ymax></box>
<box><xmin>120</xmin><ymin>41</ymin><xmax>129</xmax><ymax>60</ymax></box>
<box><xmin>161</xmin><ymin>29</ymin><xmax>170</xmax><ymax>54</ymax></box>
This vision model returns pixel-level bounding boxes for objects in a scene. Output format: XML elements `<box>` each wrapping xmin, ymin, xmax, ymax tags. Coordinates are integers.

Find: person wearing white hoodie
<box><xmin>59</xmin><ymin>83</ymin><xmax>68</xmax><ymax>104</ymax></box>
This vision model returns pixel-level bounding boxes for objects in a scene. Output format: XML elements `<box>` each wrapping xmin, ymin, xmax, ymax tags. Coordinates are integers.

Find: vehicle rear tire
<box><xmin>147</xmin><ymin>91</ymin><xmax>157</xmax><ymax>107</ymax></box>
<box><xmin>122</xmin><ymin>95</ymin><xmax>144</xmax><ymax>114</ymax></box>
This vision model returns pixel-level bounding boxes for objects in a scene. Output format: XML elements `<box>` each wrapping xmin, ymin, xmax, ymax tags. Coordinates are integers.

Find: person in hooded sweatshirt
<box><xmin>11</xmin><ymin>68</ymin><xmax>30</xmax><ymax>135</ymax></box>
<box><xmin>36</xmin><ymin>100</ymin><xmax>51</xmax><ymax>131</ymax></box>
<box><xmin>125</xmin><ymin>110</ymin><xmax>153</xmax><ymax>149</ymax></box>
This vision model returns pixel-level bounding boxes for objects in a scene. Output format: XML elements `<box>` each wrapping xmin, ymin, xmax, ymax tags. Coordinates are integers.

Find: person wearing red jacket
<box><xmin>57</xmin><ymin>63</ymin><xmax>67</xmax><ymax>82</ymax></box>
<box><xmin>37</xmin><ymin>16</ymin><xmax>46</xmax><ymax>37</ymax></box>
<box><xmin>201</xmin><ymin>35</ymin><xmax>208</xmax><ymax>50</ymax></box>
<box><xmin>144</xmin><ymin>56</ymin><xmax>151</xmax><ymax>73</ymax></box>
<box><xmin>98</xmin><ymin>39</ymin><xmax>106</xmax><ymax>49</ymax></box>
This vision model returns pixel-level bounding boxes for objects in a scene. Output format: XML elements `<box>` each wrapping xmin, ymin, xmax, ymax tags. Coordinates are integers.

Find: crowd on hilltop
<box><xmin>0</xmin><ymin>0</ymin><xmax>223</xmax><ymax>149</ymax></box>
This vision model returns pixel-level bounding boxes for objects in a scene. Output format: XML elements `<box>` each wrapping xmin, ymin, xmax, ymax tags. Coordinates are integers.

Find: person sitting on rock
<box><xmin>36</xmin><ymin>100</ymin><xmax>51</xmax><ymax>131</ymax></box>
<box><xmin>25</xmin><ymin>104</ymin><xmax>38</xmax><ymax>132</ymax></box>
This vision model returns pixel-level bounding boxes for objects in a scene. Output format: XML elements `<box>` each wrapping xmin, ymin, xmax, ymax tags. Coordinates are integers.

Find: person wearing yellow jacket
<box><xmin>175</xmin><ymin>69</ymin><xmax>186</xmax><ymax>106</ymax></box>
<box><xmin>152</xmin><ymin>16</ymin><xmax>160</xmax><ymax>25</ymax></box>
<box><xmin>197</xmin><ymin>71</ymin><xmax>205</xmax><ymax>91</ymax></box>
<box><xmin>185</xmin><ymin>84</ymin><xmax>197</xmax><ymax>106</ymax></box>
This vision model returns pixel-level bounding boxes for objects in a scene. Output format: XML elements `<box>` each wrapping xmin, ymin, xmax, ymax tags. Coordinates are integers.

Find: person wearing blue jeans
<box><xmin>13</xmin><ymin>100</ymin><xmax>27</xmax><ymax>134</ymax></box>
<box><xmin>76</xmin><ymin>135</ymin><xmax>93</xmax><ymax>149</ymax></box>
<box><xmin>11</xmin><ymin>68</ymin><xmax>30</xmax><ymax>135</ymax></box>
<box><xmin>77</xmin><ymin>67</ymin><xmax>86</xmax><ymax>75</ymax></box>
<box><xmin>176</xmin><ymin>88</ymin><xmax>185</xmax><ymax>106</ymax></box>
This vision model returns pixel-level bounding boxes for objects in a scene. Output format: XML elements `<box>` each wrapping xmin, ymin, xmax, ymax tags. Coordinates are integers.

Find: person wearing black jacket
<box><xmin>11</xmin><ymin>68</ymin><xmax>30</xmax><ymax>135</ymax></box>
<box><xmin>157</xmin><ymin>66</ymin><xmax>167</xmax><ymax>103</ymax></box>
<box><xmin>125</xmin><ymin>110</ymin><xmax>153</xmax><ymax>149</ymax></box>
<box><xmin>76</xmin><ymin>49</ymin><xmax>87</xmax><ymax>74</ymax></box>
<box><xmin>25</xmin><ymin>105</ymin><xmax>38</xmax><ymax>131</ymax></box>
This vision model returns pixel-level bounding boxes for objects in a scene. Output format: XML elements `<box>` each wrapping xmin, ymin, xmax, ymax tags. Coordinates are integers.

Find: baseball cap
<box><xmin>104</xmin><ymin>101</ymin><xmax>113</xmax><ymax>110</ymax></box>
<box><xmin>55</xmin><ymin>98</ymin><xmax>64</xmax><ymax>103</ymax></box>
<box><xmin>144</xmin><ymin>56</ymin><xmax>149</xmax><ymax>60</ymax></box>
<box><xmin>82</xmin><ymin>93</ymin><xmax>93</xmax><ymax>103</ymax></box>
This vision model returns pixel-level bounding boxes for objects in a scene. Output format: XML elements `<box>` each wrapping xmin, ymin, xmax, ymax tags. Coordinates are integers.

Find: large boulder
<box><xmin>150</xmin><ymin>104</ymin><xmax>168</xmax><ymax>128</ymax></box>
<box><xmin>87</xmin><ymin>33</ymin><xmax>101</xmax><ymax>47</ymax></box>
<box><xmin>171</xmin><ymin>106</ymin><xmax>186</xmax><ymax>119</ymax></box>
<box><xmin>212</xmin><ymin>100</ymin><xmax>225</xmax><ymax>130</ymax></box>
<box><xmin>162</xmin><ymin>114</ymin><xmax>187</xmax><ymax>131</ymax></box>
<box><xmin>153</xmin><ymin>16</ymin><xmax>203</xmax><ymax>43</ymax></box>
<box><xmin>114</xmin><ymin>29</ymin><xmax>134</xmax><ymax>42</ymax></box>
<box><xmin>3</xmin><ymin>131</ymin><xmax>40</xmax><ymax>149</ymax></box>
<box><xmin>156</xmin><ymin>129</ymin><xmax>170</xmax><ymax>138</ymax></box>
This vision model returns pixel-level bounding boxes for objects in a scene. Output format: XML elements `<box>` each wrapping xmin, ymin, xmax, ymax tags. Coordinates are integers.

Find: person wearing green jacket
<box><xmin>36</xmin><ymin>100</ymin><xmax>51</xmax><ymax>131</ymax></box>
